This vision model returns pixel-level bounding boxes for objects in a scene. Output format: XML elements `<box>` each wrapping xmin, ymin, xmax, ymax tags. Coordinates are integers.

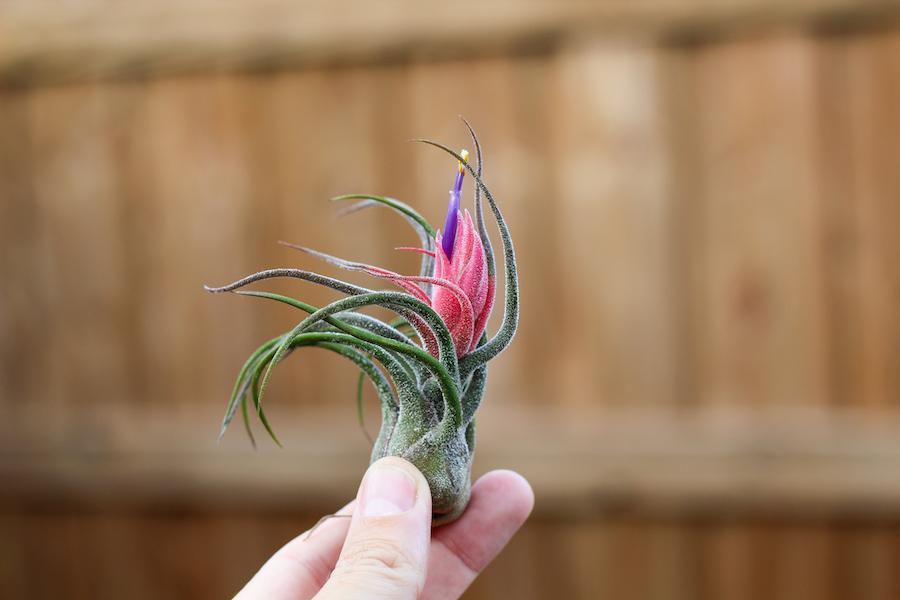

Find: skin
<box><xmin>236</xmin><ymin>457</ymin><xmax>534</xmax><ymax>599</ymax></box>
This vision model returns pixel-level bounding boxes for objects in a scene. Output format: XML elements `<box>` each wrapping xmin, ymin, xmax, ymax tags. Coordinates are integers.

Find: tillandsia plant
<box><xmin>205</xmin><ymin>122</ymin><xmax>519</xmax><ymax>525</ymax></box>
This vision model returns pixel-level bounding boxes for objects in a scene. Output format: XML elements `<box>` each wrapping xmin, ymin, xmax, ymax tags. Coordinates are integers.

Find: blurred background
<box><xmin>1</xmin><ymin>1</ymin><xmax>899</xmax><ymax>598</ymax></box>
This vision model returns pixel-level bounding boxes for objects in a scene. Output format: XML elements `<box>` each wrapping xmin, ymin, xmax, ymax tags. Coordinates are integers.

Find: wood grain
<box><xmin>3</xmin><ymin>7</ymin><xmax>900</xmax><ymax>599</ymax></box>
<box><xmin>3</xmin><ymin>0</ymin><xmax>900</xmax><ymax>85</ymax></box>
<box><xmin>553</xmin><ymin>39</ymin><xmax>677</xmax><ymax>408</ymax></box>
<box><xmin>685</xmin><ymin>34</ymin><xmax>830</xmax><ymax>408</ymax></box>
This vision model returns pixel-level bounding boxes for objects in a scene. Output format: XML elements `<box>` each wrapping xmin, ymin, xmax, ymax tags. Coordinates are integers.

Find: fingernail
<box><xmin>361</xmin><ymin>463</ymin><xmax>417</xmax><ymax>518</ymax></box>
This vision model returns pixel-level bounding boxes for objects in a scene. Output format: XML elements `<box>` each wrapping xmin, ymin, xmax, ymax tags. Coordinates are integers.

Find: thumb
<box><xmin>316</xmin><ymin>457</ymin><xmax>432</xmax><ymax>599</ymax></box>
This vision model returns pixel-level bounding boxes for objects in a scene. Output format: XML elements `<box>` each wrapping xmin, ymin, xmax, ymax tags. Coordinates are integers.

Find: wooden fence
<box><xmin>1</xmin><ymin>1</ymin><xmax>899</xmax><ymax>598</ymax></box>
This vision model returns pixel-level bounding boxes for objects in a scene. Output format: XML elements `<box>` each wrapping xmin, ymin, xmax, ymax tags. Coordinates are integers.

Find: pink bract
<box><xmin>433</xmin><ymin>209</ymin><xmax>494</xmax><ymax>355</ymax></box>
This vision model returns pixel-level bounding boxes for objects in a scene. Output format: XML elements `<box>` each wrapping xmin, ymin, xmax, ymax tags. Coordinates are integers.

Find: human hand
<box><xmin>235</xmin><ymin>457</ymin><xmax>534</xmax><ymax>599</ymax></box>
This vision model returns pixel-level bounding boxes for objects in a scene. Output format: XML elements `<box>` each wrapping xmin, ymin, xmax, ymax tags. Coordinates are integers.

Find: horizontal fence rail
<box><xmin>2</xmin><ymin>0</ymin><xmax>900</xmax><ymax>85</ymax></box>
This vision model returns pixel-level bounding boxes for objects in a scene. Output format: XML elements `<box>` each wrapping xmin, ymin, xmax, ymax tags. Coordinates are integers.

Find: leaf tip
<box><xmin>278</xmin><ymin>240</ymin><xmax>308</xmax><ymax>253</ymax></box>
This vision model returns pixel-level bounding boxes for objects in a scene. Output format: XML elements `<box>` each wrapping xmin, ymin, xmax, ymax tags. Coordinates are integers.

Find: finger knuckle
<box><xmin>334</xmin><ymin>537</ymin><xmax>420</xmax><ymax>590</ymax></box>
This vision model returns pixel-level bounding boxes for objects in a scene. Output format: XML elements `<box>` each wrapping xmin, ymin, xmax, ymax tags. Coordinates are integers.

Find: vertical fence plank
<box><xmin>771</xmin><ymin>525</ymin><xmax>836</xmax><ymax>600</ymax></box>
<box><xmin>834</xmin><ymin>526</ymin><xmax>900</xmax><ymax>600</ymax></box>
<box><xmin>0</xmin><ymin>515</ymin><xmax>26</xmax><ymax>597</ymax></box>
<box><xmin>686</xmin><ymin>35</ymin><xmax>829</xmax><ymax>407</ymax></box>
<box><xmin>817</xmin><ymin>30</ymin><xmax>900</xmax><ymax>411</ymax></box>
<box><xmin>816</xmin><ymin>34</ymin><xmax>861</xmax><ymax>410</ymax></box>
<box><xmin>552</xmin><ymin>39</ymin><xmax>677</xmax><ymax>409</ymax></box>
<box><xmin>846</xmin><ymin>31</ymin><xmax>900</xmax><ymax>409</ymax></box>
<box><xmin>103</xmin><ymin>75</ymin><xmax>259</xmax><ymax>421</ymax></box>
<box><xmin>700</xmin><ymin>522</ymin><xmax>757</xmax><ymax>600</ymax></box>
<box><xmin>0</xmin><ymin>89</ymin><xmax>44</xmax><ymax>432</ymax></box>
<box><xmin>24</xmin><ymin>83</ymin><xmax>147</xmax><ymax>443</ymax></box>
<box><xmin>647</xmin><ymin>521</ymin><xmax>701</xmax><ymax>600</ymax></box>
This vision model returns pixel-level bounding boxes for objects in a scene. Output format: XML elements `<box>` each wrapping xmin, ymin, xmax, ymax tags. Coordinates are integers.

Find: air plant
<box><xmin>205</xmin><ymin>122</ymin><xmax>518</xmax><ymax>524</ymax></box>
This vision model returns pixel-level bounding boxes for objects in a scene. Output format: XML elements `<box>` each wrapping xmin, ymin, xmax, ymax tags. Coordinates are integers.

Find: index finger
<box><xmin>423</xmin><ymin>470</ymin><xmax>534</xmax><ymax>599</ymax></box>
